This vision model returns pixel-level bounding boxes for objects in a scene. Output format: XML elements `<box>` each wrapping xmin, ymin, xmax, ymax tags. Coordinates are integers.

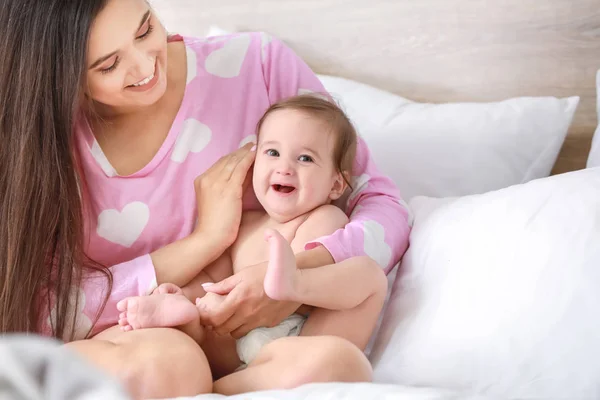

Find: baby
<box><xmin>116</xmin><ymin>94</ymin><xmax>387</xmax><ymax>367</ymax></box>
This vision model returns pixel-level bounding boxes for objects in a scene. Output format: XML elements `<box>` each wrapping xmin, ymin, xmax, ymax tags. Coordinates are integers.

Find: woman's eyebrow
<box><xmin>88</xmin><ymin>9</ymin><xmax>151</xmax><ymax>70</ymax></box>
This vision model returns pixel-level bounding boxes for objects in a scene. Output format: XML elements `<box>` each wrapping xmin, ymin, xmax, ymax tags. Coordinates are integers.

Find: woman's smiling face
<box><xmin>85</xmin><ymin>0</ymin><xmax>169</xmax><ymax>110</ymax></box>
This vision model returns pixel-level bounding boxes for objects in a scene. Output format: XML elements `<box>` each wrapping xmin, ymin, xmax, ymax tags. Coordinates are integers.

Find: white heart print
<box><xmin>205</xmin><ymin>34</ymin><xmax>251</xmax><ymax>78</ymax></box>
<box><xmin>362</xmin><ymin>220</ymin><xmax>392</xmax><ymax>269</ymax></box>
<box><xmin>171</xmin><ymin>119</ymin><xmax>212</xmax><ymax>163</ymax></box>
<box><xmin>397</xmin><ymin>197</ymin><xmax>414</xmax><ymax>226</ymax></box>
<box><xmin>97</xmin><ymin>201</ymin><xmax>150</xmax><ymax>248</ymax></box>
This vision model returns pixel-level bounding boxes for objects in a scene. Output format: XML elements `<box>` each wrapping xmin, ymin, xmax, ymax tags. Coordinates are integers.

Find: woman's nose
<box><xmin>131</xmin><ymin>50</ymin><xmax>155</xmax><ymax>80</ymax></box>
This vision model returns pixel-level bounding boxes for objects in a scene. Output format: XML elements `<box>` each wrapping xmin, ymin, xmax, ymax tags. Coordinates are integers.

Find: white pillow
<box><xmin>319</xmin><ymin>75</ymin><xmax>579</xmax><ymax>200</ymax></box>
<box><xmin>369</xmin><ymin>167</ymin><xmax>600</xmax><ymax>399</ymax></box>
<box><xmin>586</xmin><ymin>70</ymin><xmax>600</xmax><ymax>168</ymax></box>
<box><xmin>184</xmin><ymin>24</ymin><xmax>580</xmax><ymax>200</ymax></box>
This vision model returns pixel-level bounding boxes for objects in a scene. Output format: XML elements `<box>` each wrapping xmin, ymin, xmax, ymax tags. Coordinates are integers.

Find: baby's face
<box><xmin>253</xmin><ymin>109</ymin><xmax>346</xmax><ymax>223</ymax></box>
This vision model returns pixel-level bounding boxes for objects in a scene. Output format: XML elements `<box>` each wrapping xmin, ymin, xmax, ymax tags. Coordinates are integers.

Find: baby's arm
<box><xmin>290</xmin><ymin>205</ymin><xmax>348</xmax><ymax>253</ymax></box>
<box><xmin>266</xmin><ymin>205</ymin><xmax>386</xmax><ymax>310</ymax></box>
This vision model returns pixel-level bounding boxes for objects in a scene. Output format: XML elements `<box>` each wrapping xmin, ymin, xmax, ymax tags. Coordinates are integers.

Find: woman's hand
<box><xmin>197</xmin><ymin>262</ymin><xmax>302</xmax><ymax>338</ymax></box>
<box><xmin>193</xmin><ymin>142</ymin><xmax>256</xmax><ymax>250</ymax></box>
<box><xmin>151</xmin><ymin>143</ymin><xmax>255</xmax><ymax>287</ymax></box>
<box><xmin>196</xmin><ymin>246</ymin><xmax>334</xmax><ymax>337</ymax></box>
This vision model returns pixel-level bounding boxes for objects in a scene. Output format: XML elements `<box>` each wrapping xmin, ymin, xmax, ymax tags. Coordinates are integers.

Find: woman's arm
<box><xmin>263</xmin><ymin>34</ymin><xmax>410</xmax><ymax>272</ymax></box>
<box><xmin>305</xmin><ymin>138</ymin><xmax>411</xmax><ymax>274</ymax></box>
<box><xmin>152</xmin><ymin>141</ymin><xmax>259</xmax><ymax>287</ymax></box>
<box><xmin>151</xmin><ymin>230</ymin><xmax>224</xmax><ymax>288</ymax></box>
<box><xmin>69</xmin><ymin>144</ymin><xmax>256</xmax><ymax>339</ymax></box>
<box><xmin>199</xmin><ymin>33</ymin><xmax>410</xmax><ymax>337</ymax></box>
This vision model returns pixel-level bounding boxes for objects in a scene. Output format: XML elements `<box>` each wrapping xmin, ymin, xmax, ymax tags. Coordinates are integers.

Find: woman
<box><xmin>0</xmin><ymin>0</ymin><xmax>410</xmax><ymax>398</ymax></box>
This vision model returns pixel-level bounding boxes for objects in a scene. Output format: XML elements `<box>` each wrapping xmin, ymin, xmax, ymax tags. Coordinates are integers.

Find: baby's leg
<box><xmin>264</xmin><ymin>229</ymin><xmax>387</xmax><ymax>310</ymax></box>
<box><xmin>117</xmin><ymin>294</ymin><xmax>198</xmax><ymax>331</ymax></box>
<box><xmin>171</xmin><ymin>252</ymin><xmax>234</xmax><ymax>343</ymax></box>
<box><xmin>115</xmin><ymin>268</ymin><xmax>219</xmax><ymax>343</ymax></box>
<box><xmin>213</xmin><ymin>336</ymin><xmax>372</xmax><ymax>395</ymax></box>
<box><xmin>263</xmin><ymin>229</ymin><xmax>388</xmax><ymax>349</ymax></box>
<box><xmin>117</xmin><ymin>292</ymin><xmax>208</xmax><ymax>344</ymax></box>
<box><xmin>299</xmin><ymin>280</ymin><xmax>387</xmax><ymax>351</ymax></box>
<box><xmin>117</xmin><ymin>252</ymin><xmax>233</xmax><ymax>345</ymax></box>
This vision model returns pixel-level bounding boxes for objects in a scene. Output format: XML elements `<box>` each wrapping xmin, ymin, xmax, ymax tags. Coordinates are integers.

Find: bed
<box><xmin>151</xmin><ymin>0</ymin><xmax>599</xmax><ymax>175</ymax></box>
<box><xmin>142</xmin><ymin>1</ymin><xmax>600</xmax><ymax>398</ymax></box>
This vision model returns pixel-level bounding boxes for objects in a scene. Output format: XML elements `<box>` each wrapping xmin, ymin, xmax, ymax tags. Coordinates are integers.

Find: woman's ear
<box><xmin>329</xmin><ymin>171</ymin><xmax>349</xmax><ymax>200</ymax></box>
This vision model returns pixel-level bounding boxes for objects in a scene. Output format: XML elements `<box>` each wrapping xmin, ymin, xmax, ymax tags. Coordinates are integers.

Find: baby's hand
<box><xmin>195</xmin><ymin>292</ymin><xmax>227</xmax><ymax>323</ymax></box>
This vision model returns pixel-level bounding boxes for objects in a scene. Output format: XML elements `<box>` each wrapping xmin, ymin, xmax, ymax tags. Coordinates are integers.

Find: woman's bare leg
<box><xmin>65</xmin><ymin>325</ymin><xmax>212</xmax><ymax>400</ymax></box>
<box><xmin>115</xmin><ymin>252</ymin><xmax>234</xmax><ymax>346</ymax></box>
<box><xmin>299</xmin><ymin>274</ymin><xmax>387</xmax><ymax>351</ymax></box>
<box><xmin>213</xmin><ymin>335</ymin><xmax>372</xmax><ymax>395</ymax></box>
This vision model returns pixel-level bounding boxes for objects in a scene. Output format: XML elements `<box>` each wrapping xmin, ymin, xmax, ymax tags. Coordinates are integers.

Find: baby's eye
<box><xmin>298</xmin><ymin>155</ymin><xmax>314</xmax><ymax>163</ymax></box>
<box><xmin>266</xmin><ymin>149</ymin><xmax>279</xmax><ymax>157</ymax></box>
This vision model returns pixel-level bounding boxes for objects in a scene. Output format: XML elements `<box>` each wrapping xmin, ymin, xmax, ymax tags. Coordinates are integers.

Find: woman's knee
<box><xmin>126</xmin><ymin>329</ymin><xmax>212</xmax><ymax>399</ymax></box>
<box><xmin>304</xmin><ymin>336</ymin><xmax>372</xmax><ymax>384</ymax></box>
<box><xmin>68</xmin><ymin>328</ymin><xmax>212</xmax><ymax>399</ymax></box>
<box><xmin>267</xmin><ymin>336</ymin><xmax>373</xmax><ymax>389</ymax></box>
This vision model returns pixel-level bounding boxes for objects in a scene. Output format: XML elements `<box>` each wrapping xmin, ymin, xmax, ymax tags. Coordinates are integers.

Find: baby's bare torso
<box><xmin>230</xmin><ymin>211</ymin><xmax>310</xmax><ymax>273</ymax></box>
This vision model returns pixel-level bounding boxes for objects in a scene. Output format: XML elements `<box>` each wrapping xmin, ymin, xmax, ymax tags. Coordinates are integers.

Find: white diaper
<box><xmin>236</xmin><ymin>313</ymin><xmax>306</xmax><ymax>366</ymax></box>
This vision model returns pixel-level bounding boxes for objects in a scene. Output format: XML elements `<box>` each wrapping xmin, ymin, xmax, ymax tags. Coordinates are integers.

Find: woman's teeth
<box><xmin>131</xmin><ymin>73</ymin><xmax>154</xmax><ymax>87</ymax></box>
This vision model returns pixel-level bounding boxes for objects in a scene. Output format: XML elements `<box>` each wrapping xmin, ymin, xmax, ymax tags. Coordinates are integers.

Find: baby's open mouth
<box><xmin>272</xmin><ymin>184</ymin><xmax>296</xmax><ymax>194</ymax></box>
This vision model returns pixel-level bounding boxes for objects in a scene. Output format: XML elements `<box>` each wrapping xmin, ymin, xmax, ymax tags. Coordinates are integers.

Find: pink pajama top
<box><xmin>55</xmin><ymin>33</ymin><xmax>410</xmax><ymax>339</ymax></box>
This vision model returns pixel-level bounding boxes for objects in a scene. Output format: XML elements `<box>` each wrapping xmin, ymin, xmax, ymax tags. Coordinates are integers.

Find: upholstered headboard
<box><xmin>151</xmin><ymin>0</ymin><xmax>600</xmax><ymax>173</ymax></box>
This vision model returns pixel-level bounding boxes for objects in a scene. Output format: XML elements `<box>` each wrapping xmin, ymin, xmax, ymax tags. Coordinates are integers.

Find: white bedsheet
<box><xmin>2</xmin><ymin>336</ymin><xmax>489</xmax><ymax>400</ymax></box>
<box><xmin>177</xmin><ymin>382</ymin><xmax>494</xmax><ymax>400</ymax></box>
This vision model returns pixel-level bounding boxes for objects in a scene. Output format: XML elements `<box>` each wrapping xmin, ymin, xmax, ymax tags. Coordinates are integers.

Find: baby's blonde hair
<box><xmin>256</xmin><ymin>93</ymin><xmax>357</xmax><ymax>189</ymax></box>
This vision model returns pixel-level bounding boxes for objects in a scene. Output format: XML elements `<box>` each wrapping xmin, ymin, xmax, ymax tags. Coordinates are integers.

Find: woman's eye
<box><xmin>298</xmin><ymin>155</ymin><xmax>314</xmax><ymax>162</ymax></box>
<box><xmin>101</xmin><ymin>58</ymin><xmax>120</xmax><ymax>74</ymax></box>
<box><xmin>137</xmin><ymin>22</ymin><xmax>154</xmax><ymax>40</ymax></box>
<box><xmin>266</xmin><ymin>149</ymin><xmax>279</xmax><ymax>157</ymax></box>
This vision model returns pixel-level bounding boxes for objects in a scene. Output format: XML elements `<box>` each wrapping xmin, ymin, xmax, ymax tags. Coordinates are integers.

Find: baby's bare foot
<box><xmin>263</xmin><ymin>228</ymin><xmax>300</xmax><ymax>301</ymax></box>
<box><xmin>116</xmin><ymin>294</ymin><xmax>198</xmax><ymax>331</ymax></box>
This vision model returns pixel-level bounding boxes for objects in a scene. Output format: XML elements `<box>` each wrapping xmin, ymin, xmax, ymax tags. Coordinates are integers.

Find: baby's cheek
<box><xmin>307</xmin><ymin>177</ymin><xmax>330</xmax><ymax>199</ymax></box>
<box><xmin>300</xmin><ymin>182</ymin><xmax>315</xmax><ymax>200</ymax></box>
<box><xmin>252</xmin><ymin>164</ymin><xmax>268</xmax><ymax>192</ymax></box>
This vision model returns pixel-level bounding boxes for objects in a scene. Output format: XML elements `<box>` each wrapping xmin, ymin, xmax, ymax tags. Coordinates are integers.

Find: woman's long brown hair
<box><xmin>0</xmin><ymin>0</ymin><xmax>112</xmax><ymax>340</ymax></box>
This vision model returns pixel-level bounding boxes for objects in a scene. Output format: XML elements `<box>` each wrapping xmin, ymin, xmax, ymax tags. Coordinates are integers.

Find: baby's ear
<box><xmin>329</xmin><ymin>171</ymin><xmax>349</xmax><ymax>200</ymax></box>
